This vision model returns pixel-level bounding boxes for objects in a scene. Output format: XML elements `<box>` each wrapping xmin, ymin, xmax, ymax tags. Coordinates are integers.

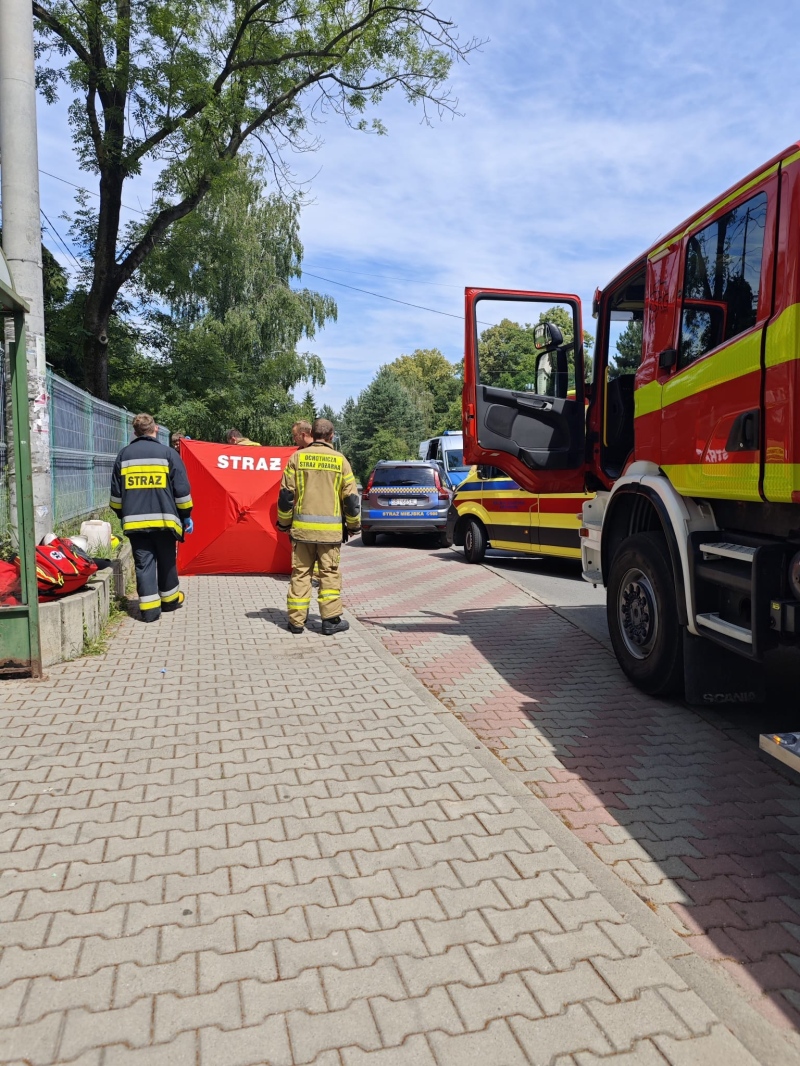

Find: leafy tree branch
<box><xmin>33</xmin><ymin>0</ymin><xmax>479</xmax><ymax>398</ymax></box>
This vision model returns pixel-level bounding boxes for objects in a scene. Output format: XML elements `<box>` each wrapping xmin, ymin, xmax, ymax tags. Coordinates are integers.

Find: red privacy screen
<box><xmin>176</xmin><ymin>441</ymin><xmax>295</xmax><ymax>575</ymax></box>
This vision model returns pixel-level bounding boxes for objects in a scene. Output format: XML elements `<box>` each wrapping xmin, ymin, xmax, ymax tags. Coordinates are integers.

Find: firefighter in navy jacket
<box><xmin>110</xmin><ymin>412</ymin><xmax>193</xmax><ymax>621</ymax></box>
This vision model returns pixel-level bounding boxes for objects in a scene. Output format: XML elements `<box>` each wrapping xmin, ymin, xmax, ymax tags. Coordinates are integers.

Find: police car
<box><xmin>446</xmin><ymin>466</ymin><xmax>592</xmax><ymax>562</ymax></box>
<box><xmin>361</xmin><ymin>460</ymin><xmax>452</xmax><ymax>546</ymax></box>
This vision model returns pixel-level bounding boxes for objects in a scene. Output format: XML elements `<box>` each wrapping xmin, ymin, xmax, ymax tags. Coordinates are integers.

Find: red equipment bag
<box><xmin>34</xmin><ymin>537</ymin><xmax>98</xmax><ymax>598</ymax></box>
<box><xmin>0</xmin><ymin>559</ymin><xmax>21</xmax><ymax>605</ymax></box>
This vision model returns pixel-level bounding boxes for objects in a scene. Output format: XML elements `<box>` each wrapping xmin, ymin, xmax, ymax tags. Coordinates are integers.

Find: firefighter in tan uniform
<box><xmin>277</xmin><ymin>418</ymin><xmax>360</xmax><ymax>635</ymax></box>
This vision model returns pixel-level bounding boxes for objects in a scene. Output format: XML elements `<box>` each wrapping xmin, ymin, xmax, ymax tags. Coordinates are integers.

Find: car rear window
<box><xmin>372</xmin><ymin>466</ymin><xmax>436</xmax><ymax>487</ymax></box>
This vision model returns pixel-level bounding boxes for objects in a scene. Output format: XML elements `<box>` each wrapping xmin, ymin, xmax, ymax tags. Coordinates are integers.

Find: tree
<box><xmin>34</xmin><ymin>1</ymin><xmax>478</xmax><ymax>399</ymax></box>
<box><xmin>478</xmin><ymin>308</ymin><xmax>593</xmax><ymax>393</ymax></box>
<box><xmin>386</xmin><ymin>347</ymin><xmax>460</xmax><ymax>435</ymax></box>
<box><xmin>477</xmin><ymin>318</ymin><xmax>539</xmax><ymax>390</ymax></box>
<box><xmin>608</xmin><ymin>319</ymin><xmax>643</xmax><ymax>378</ymax></box>
<box><xmin>334</xmin><ymin>396</ymin><xmax>357</xmax><ymax>456</ymax></box>
<box><xmin>139</xmin><ymin>157</ymin><xmax>335</xmax><ymax>443</ymax></box>
<box><xmin>346</xmin><ymin>367</ymin><xmax>425</xmax><ymax>480</ymax></box>
<box><xmin>299</xmin><ymin>391</ymin><xmax>317</xmax><ymax>421</ymax></box>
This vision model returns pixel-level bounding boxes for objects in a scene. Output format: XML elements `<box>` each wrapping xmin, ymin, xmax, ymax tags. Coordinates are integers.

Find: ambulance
<box><xmin>447</xmin><ymin>466</ymin><xmax>590</xmax><ymax>563</ymax></box>
<box><xmin>462</xmin><ymin>142</ymin><xmax>800</xmax><ymax>701</ymax></box>
<box><xmin>418</xmin><ymin>431</ymin><xmax>470</xmax><ymax>487</ymax></box>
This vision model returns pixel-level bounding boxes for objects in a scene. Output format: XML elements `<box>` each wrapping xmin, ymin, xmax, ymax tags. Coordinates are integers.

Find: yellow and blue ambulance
<box><xmin>446</xmin><ymin>466</ymin><xmax>592</xmax><ymax>563</ymax></box>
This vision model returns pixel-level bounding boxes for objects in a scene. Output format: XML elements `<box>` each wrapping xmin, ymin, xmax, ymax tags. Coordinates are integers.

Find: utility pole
<box><xmin>0</xmin><ymin>0</ymin><xmax>52</xmax><ymax>542</ymax></box>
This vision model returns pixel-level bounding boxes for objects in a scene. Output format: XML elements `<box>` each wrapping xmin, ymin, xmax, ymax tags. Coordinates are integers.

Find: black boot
<box><xmin>321</xmin><ymin>616</ymin><xmax>350</xmax><ymax>636</ymax></box>
<box><xmin>288</xmin><ymin>621</ymin><xmax>305</xmax><ymax>634</ymax></box>
<box><xmin>162</xmin><ymin>592</ymin><xmax>185</xmax><ymax>613</ymax></box>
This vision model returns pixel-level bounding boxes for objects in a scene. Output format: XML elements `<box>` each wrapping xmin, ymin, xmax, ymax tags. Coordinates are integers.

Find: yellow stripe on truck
<box><xmin>763</xmin><ymin>463</ymin><xmax>800</xmax><ymax>503</ymax></box>
<box><xmin>661</xmin><ymin>462</ymin><xmax>761</xmax><ymax>502</ymax></box>
<box><xmin>765</xmin><ymin>302</ymin><xmax>800</xmax><ymax>368</ymax></box>
<box><xmin>634</xmin><ymin>379</ymin><xmax>662</xmax><ymax>418</ymax></box>
<box><xmin>662</xmin><ymin>329</ymin><xmax>762</xmax><ymax>409</ymax></box>
<box><xmin>634</xmin><ymin>328</ymin><xmax>763</xmax><ymax>420</ymax></box>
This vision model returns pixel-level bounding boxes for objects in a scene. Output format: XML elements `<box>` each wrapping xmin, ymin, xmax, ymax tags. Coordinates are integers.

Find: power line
<box><xmin>40</xmin><ymin>207</ymin><xmax>83</xmax><ymax>275</ymax></box>
<box><xmin>300</xmin><ymin>270</ymin><xmax>466</xmax><ymax>322</ymax></box>
<box><xmin>35</xmin><ymin>172</ymin><xmax>472</xmax><ymax>304</ymax></box>
<box><xmin>39</xmin><ymin>168</ymin><xmax>148</xmax><ymax>216</ymax></box>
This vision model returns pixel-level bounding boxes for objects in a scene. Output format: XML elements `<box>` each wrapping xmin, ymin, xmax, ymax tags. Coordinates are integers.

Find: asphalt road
<box><xmin>479</xmin><ymin>549</ymin><xmax>610</xmax><ymax>650</ymax></box>
<box><xmin>446</xmin><ymin>541</ymin><xmax>800</xmax><ymax>746</ymax></box>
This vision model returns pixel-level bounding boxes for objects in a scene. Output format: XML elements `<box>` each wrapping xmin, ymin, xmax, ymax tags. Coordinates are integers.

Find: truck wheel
<box><xmin>607</xmin><ymin>531</ymin><xmax>684</xmax><ymax>697</ymax></box>
<box><xmin>360</xmin><ymin>530</ymin><xmax>377</xmax><ymax>546</ymax></box>
<box><xmin>463</xmin><ymin>519</ymin><xmax>487</xmax><ymax>563</ymax></box>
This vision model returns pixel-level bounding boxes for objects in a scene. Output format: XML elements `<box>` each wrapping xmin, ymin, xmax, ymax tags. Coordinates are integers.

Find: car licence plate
<box><xmin>390</xmin><ymin>498</ymin><xmax>410</xmax><ymax>506</ymax></box>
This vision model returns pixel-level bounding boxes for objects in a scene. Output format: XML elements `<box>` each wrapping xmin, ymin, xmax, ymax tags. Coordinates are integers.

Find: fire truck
<box><xmin>462</xmin><ymin>143</ymin><xmax>800</xmax><ymax>702</ymax></box>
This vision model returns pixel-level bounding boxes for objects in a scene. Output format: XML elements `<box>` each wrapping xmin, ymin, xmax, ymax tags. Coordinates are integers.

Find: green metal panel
<box><xmin>0</xmin><ymin>249</ymin><xmax>42</xmax><ymax>678</ymax></box>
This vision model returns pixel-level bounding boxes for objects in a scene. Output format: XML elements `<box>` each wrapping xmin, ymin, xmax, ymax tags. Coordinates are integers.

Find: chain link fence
<box><xmin>47</xmin><ymin>370</ymin><xmax>169</xmax><ymax>526</ymax></box>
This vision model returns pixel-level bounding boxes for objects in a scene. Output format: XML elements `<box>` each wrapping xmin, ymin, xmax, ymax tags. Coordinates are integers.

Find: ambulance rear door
<box><xmin>463</xmin><ymin>289</ymin><xmax>587</xmax><ymax>495</ymax></box>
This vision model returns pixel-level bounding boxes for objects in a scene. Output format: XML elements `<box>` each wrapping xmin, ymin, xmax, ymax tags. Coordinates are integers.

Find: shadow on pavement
<box><xmin>357</xmin><ymin>586</ymin><xmax>800</xmax><ymax>1029</ymax></box>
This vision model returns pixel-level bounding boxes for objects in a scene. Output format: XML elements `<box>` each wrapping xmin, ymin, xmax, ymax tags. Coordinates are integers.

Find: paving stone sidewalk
<box><xmin>345</xmin><ymin>540</ymin><xmax>800</xmax><ymax>1040</ymax></box>
<box><xmin>0</xmin><ymin>570</ymin><xmax>791</xmax><ymax>1064</ymax></box>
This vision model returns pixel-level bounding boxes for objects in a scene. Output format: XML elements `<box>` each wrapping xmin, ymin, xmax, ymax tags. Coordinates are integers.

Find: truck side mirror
<box><xmin>533</xmin><ymin>322</ymin><xmax>565</xmax><ymax>351</ymax></box>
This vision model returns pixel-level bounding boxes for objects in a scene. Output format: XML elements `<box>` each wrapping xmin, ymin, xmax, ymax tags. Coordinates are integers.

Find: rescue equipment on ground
<box><xmin>80</xmin><ymin>519</ymin><xmax>112</xmax><ymax>555</ymax></box>
<box><xmin>0</xmin><ymin>560</ymin><xmax>22</xmax><ymax>605</ymax></box>
<box><xmin>177</xmin><ymin>440</ymin><xmax>295</xmax><ymax>575</ymax></box>
<box><xmin>33</xmin><ymin>537</ymin><xmax>97</xmax><ymax>597</ymax></box>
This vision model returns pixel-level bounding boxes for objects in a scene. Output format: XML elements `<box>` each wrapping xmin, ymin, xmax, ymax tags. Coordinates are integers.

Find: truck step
<box><xmin>694</xmin><ymin>560</ymin><xmax>752</xmax><ymax>594</ymax></box>
<box><xmin>696</xmin><ymin>612</ymin><xmax>753</xmax><ymax>644</ymax></box>
<box><xmin>698</xmin><ymin>542</ymin><xmax>757</xmax><ymax>563</ymax></box>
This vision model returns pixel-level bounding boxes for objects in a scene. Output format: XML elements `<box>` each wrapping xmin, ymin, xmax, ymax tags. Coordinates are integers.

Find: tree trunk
<box><xmin>82</xmin><ymin>159</ymin><xmax>126</xmax><ymax>401</ymax></box>
<box><xmin>82</xmin><ymin>290</ymin><xmax>111</xmax><ymax>400</ymax></box>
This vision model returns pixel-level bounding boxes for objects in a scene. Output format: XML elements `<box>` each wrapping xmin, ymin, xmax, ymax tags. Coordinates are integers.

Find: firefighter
<box><xmin>291</xmin><ymin>420</ymin><xmax>313</xmax><ymax>447</ymax></box>
<box><xmin>277</xmin><ymin>417</ymin><xmax>360</xmax><ymax>635</ymax></box>
<box><xmin>110</xmin><ymin>413</ymin><xmax>193</xmax><ymax>622</ymax></box>
<box><xmin>226</xmin><ymin>428</ymin><xmax>260</xmax><ymax>446</ymax></box>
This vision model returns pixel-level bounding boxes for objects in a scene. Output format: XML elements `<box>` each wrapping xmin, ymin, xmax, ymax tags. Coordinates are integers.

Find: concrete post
<box><xmin>0</xmin><ymin>0</ymin><xmax>53</xmax><ymax>542</ymax></box>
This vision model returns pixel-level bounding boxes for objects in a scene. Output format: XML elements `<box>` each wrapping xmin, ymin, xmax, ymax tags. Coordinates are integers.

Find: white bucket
<box><xmin>80</xmin><ymin>520</ymin><xmax>112</xmax><ymax>554</ymax></box>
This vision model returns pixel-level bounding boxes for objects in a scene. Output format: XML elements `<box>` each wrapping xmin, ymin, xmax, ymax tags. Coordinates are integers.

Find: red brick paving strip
<box><xmin>347</xmin><ymin>542</ymin><xmax>800</xmax><ymax>1032</ymax></box>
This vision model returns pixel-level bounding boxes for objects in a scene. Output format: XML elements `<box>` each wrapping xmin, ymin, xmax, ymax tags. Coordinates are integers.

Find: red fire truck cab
<box><xmin>463</xmin><ymin>143</ymin><xmax>800</xmax><ymax>701</ymax></box>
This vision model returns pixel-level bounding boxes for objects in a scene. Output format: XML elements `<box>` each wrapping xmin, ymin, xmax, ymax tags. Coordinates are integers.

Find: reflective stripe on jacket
<box><xmin>110</xmin><ymin>436</ymin><xmax>193</xmax><ymax>539</ymax></box>
<box><xmin>278</xmin><ymin>441</ymin><xmax>359</xmax><ymax>544</ymax></box>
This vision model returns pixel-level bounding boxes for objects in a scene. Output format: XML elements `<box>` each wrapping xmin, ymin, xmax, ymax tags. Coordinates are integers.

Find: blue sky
<box><xmin>33</xmin><ymin>0</ymin><xmax>800</xmax><ymax>412</ymax></box>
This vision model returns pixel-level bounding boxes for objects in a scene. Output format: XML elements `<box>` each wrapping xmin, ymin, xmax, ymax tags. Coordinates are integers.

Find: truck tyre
<box><xmin>463</xmin><ymin>519</ymin><xmax>487</xmax><ymax>563</ymax></box>
<box><xmin>360</xmin><ymin>530</ymin><xmax>377</xmax><ymax>546</ymax></box>
<box><xmin>607</xmin><ymin>531</ymin><xmax>684</xmax><ymax>697</ymax></box>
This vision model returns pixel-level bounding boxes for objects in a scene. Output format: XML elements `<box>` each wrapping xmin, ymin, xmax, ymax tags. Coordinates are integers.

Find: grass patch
<box><xmin>82</xmin><ymin>594</ymin><xmax>127</xmax><ymax>657</ymax></box>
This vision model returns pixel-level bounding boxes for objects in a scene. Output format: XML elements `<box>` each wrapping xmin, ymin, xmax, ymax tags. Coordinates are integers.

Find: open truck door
<box><xmin>463</xmin><ymin>288</ymin><xmax>587</xmax><ymax>495</ymax></box>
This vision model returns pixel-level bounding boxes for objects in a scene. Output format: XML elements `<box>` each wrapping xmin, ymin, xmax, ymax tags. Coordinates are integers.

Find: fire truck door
<box><xmin>659</xmin><ymin>182</ymin><xmax>776</xmax><ymax>501</ymax></box>
<box><xmin>463</xmin><ymin>289</ymin><xmax>587</xmax><ymax>496</ymax></box>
